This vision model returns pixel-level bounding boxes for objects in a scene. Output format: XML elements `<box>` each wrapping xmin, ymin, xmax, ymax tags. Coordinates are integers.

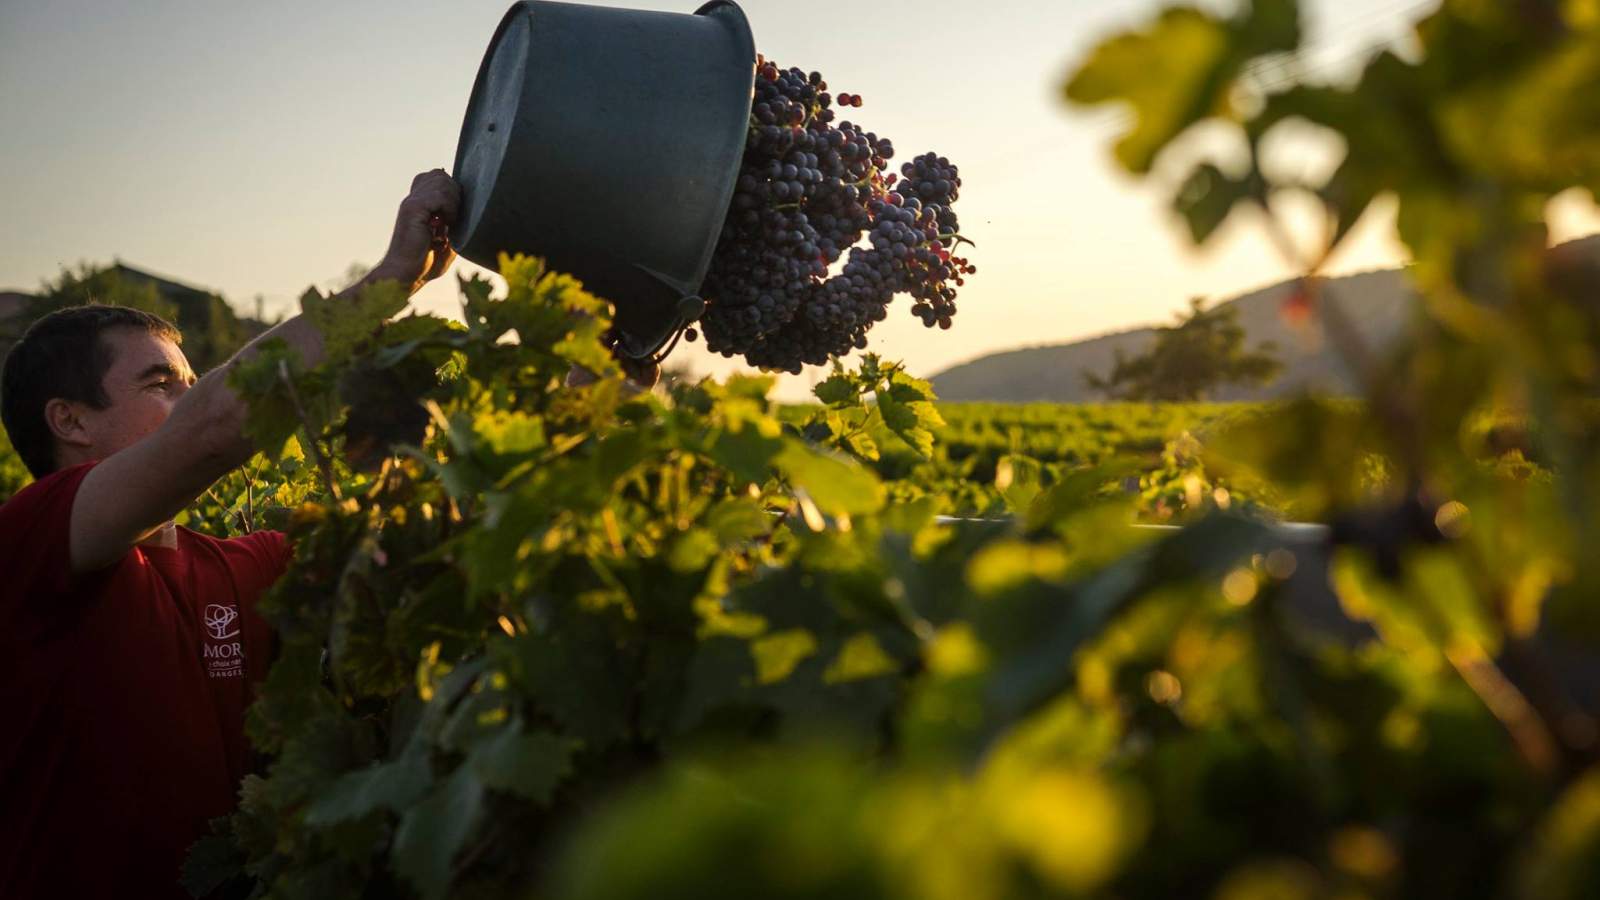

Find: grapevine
<box><xmin>695</xmin><ymin>56</ymin><xmax>977</xmax><ymax>373</ymax></box>
<box><xmin>6</xmin><ymin>0</ymin><xmax>1600</xmax><ymax>895</ymax></box>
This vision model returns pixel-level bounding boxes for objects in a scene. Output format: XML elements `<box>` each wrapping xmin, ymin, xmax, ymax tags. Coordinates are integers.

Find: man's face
<box><xmin>75</xmin><ymin>327</ymin><xmax>196</xmax><ymax>461</ymax></box>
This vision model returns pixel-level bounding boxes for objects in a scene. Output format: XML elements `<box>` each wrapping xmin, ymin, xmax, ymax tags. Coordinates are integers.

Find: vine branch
<box><xmin>279</xmin><ymin>358</ymin><xmax>340</xmax><ymax>501</ymax></box>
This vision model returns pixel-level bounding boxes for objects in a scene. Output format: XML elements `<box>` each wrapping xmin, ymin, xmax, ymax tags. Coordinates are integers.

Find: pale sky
<box><xmin>3</xmin><ymin>0</ymin><xmax>1590</xmax><ymax>399</ymax></box>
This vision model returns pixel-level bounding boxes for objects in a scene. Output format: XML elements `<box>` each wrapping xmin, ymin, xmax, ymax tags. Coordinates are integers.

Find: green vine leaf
<box><xmin>814</xmin><ymin>372</ymin><xmax>859</xmax><ymax>406</ymax></box>
<box><xmin>879</xmin><ymin>371</ymin><xmax>945</xmax><ymax>460</ymax></box>
<box><xmin>1175</xmin><ymin>162</ymin><xmax>1257</xmax><ymax>245</ymax></box>
<box><xmin>303</xmin><ymin>281</ymin><xmax>409</xmax><ymax>368</ymax></box>
<box><xmin>468</xmin><ymin>727</ymin><xmax>574</xmax><ymax>805</ymax></box>
<box><xmin>772</xmin><ymin>441</ymin><xmax>884</xmax><ymax>517</ymax></box>
<box><xmin>1064</xmin><ymin>8</ymin><xmax>1236</xmax><ymax>173</ymax></box>
<box><xmin>1064</xmin><ymin>0</ymin><xmax>1300</xmax><ymax>174</ymax></box>
<box><xmin>391</xmin><ymin>766</ymin><xmax>485</xmax><ymax>900</ymax></box>
<box><xmin>225</xmin><ymin>338</ymin><xmax>310</xmax><ymax>457</ymax></box>
<box><xmin>178</xmin><ymin>819</ymin><xmax>247</xmax><ymax>899</ymax></box>
<box><xmin>303</xmin><ymin>748</ymin><xmax>433</xmax><ymax>828</ymax></box>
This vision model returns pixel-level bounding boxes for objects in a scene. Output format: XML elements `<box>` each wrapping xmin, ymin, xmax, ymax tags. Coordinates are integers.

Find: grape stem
<box><xmin>907</xmin><ymin>232</ymin><xmax>969</xmax><ymax>249</ymax></box>
<box><xmin>240</xmin><ymin>455</ymin><xmax>264</xmax><ymax>534</ymax></box>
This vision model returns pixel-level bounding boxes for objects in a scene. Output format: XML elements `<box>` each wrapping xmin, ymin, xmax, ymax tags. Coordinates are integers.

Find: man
<box><xmin>0</xmin><ymin>169</ymin><xmax>461</xmax><ymax>899</ymax></box>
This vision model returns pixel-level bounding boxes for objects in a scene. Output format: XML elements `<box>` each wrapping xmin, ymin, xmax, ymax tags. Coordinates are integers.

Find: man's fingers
<box><xmin>565</xmin><ymin>363</ymin><xmax>601</xmax><ymax>388</ymax></box>
<box><xmin>410</xmin><ymin>166</ymin><xmax>448</xmax><ymax>191</ymax></box>
<box><xmin>619</xmin><ymin>356</ymin><xmax>661</xmax><ymax>389</ymax></box>
<box><xmin>424</xmin><ymin>243</ymin><xmax>457</xmax><ymax>282</ymax></box>
<box><xmin>427</xmin><ymin>185</ymin><xmax>462</xmax><ymax>223</ymax></box>
<box><xmin>404</xmin><ymin>180</ymin><xmax>463</xmax><ymax>225</ymax></box>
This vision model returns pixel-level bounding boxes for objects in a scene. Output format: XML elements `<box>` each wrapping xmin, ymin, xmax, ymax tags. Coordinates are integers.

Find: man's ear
<box><xmin>44</xmin><ymin>397</ymin><xmax>94</xmax><ymax>449</ymax></box>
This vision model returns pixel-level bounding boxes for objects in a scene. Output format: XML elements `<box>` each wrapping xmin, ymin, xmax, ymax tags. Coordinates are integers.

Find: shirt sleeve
<box><xmin>227</xmin><ymin>529</ymin><xmax>294</xmax><ymax>597</ymax></box>
<box><xmin>0</xmin><ymin>462</ymin><xmax>100</xmax><ymax>590</ymax></box>
<box><xmin>0</xmin><ymin>462</ymin><xmax>109</xmax><ymax>627</ymax></box>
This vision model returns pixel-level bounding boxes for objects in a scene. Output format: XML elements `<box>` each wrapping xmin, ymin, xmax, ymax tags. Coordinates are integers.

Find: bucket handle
<box><xmin>613</xmin><ymin>262</ymin><xmax>709</xmax><ymax>364</ymax></box>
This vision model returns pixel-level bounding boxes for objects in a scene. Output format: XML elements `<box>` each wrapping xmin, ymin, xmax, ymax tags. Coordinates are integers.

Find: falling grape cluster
<box><xmin>690</xmin><ymin>55</ymin><xmax>976</xmax><ymax>374</ymax></box>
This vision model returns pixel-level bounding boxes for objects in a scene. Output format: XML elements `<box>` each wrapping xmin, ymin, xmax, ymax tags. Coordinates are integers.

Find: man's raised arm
<box><xmin>67</xmin><ymin>170</ymin><xmax>461</xmax><ymax>576</ymax></box>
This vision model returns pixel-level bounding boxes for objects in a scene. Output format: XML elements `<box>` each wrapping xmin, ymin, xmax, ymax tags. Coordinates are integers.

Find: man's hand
<box><xmin>565</xmin><ymin>356</ymin><xmax>661</xmax><ymax>394</ymax></box>
<box><xmin>618</xmin><ymin>354</ymin><xmax>662</xmax><ymax>390</ymax></box>
<box><xmin>368</xmin><ymin>169</ymin><xmax>463</xmax><ymax>294</ymax></box>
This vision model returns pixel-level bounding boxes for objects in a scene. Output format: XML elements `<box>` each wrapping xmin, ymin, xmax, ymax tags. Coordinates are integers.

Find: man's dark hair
<box><xmin>1</xmin><ymin>305</ymin><xmax>182</xmax><ymax>478</ymax></box>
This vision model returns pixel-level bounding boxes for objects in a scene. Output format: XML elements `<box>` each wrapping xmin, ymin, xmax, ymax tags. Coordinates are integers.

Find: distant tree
<box><xmin>1</xmin><ymin>263</ymin><xmax>259</xmax><ymax>372</ymax></box>
<box><xmin>1085</xmin><ymin>296</ymin><xmax>1281</xmax><ymax>401</ymax></box>
<box><xmin>35</xmin><ymin>264</ymin><xmax>181</xmax><ymax>321</ymax></box>
<box><xmin>0</xmin><ymin>265</ymin><xmax>177</xmax><ymax>361</ymax></box>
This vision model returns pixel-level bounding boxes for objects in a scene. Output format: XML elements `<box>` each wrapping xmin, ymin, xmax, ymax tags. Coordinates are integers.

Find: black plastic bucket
<box><xmin>451</xmin><ymin>0</ymin><xmax>756</xmax><ymax>360</ymax></box>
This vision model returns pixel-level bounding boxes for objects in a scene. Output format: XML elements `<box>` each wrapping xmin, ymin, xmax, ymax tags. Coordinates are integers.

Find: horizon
<box><xmin>5</xmin><ymin>0</ymin><xmax>1599</xmax><ymax>398</ymax></box>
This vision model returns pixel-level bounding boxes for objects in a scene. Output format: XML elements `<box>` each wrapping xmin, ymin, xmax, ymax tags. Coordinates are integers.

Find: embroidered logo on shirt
<box><xmin>202</xmin><ymin>604</ymin><xmax>245</xmax><ymax>679</ymax></box>
<box><xmin>204</xmin><ymin>604</ymin><xmax>240</xmax><ymax>640</ymax></box>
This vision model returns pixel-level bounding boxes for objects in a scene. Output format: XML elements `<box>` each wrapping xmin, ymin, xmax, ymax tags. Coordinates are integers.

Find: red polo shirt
<box><xmin>0</xmin><ymin>461</ymin><xmax>291</xmax><ymax>899</ymax></box>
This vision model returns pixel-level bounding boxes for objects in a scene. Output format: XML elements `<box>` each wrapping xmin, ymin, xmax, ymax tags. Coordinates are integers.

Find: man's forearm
<box><xmin>174</xmin><ymin>269</ymin><xmax>407</xmax><ymax>474</ymax></box>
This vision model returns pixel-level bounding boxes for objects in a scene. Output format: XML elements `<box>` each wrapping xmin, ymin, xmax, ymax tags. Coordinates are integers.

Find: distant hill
<box><xmin>930</xmin><ymin>267</ymin><xmax>1417</xmax><ymax>403</ymax></box>
<box><xmin>0</xmin><ymin>292</ymin><xmax>31</xmax><ymax>321</ymax></box>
